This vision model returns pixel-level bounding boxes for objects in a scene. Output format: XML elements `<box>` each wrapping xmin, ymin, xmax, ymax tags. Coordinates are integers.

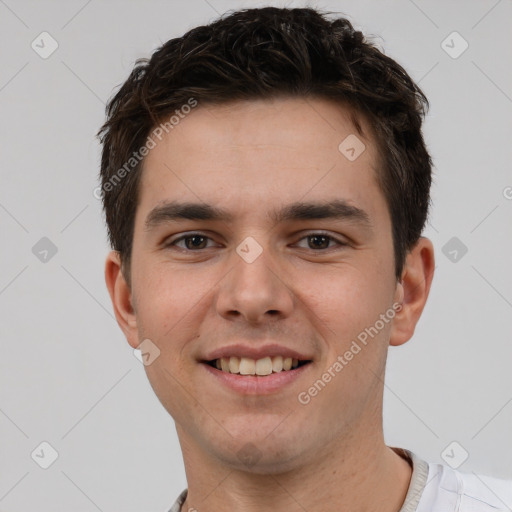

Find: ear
<box><xmin>389</xmin><ymin>237</ymin><xmax>435</xmax><ymax>347</ymax></box>
<box><xmin>104</xmin><ymin>251</ymin><xmax>140</xmax><ymax>349</ymax></box>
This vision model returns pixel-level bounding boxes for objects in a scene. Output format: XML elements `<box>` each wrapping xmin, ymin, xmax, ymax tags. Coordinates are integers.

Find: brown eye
<box><xmin>307</xmin><ymin>234</ymin><xmax>331</xmax><ymax>249</ymax></box>
<box><xmin>184</xmin><ymin>235</ymin><xmax>208</xmax><ymax>250</ymax></box>
<box><xmin>295</xmin><ymin>233</ymin><xmax>347</xmax><ymax>251</ymax></box>
<box><xmin>167</xmin><ymin>233</ymin><xmax>215</xmax><ymax>251</ymax></box>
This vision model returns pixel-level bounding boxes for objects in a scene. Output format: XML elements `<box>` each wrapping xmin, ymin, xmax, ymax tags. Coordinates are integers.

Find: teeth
<box><xmin>213</xmin><ymin>355</ymin><xmax>307</xmax><ymax>375</ymax></box>
<box><xmin>239</xmin><ymin>357</ymin><xmax>255</xmax><ymax>375</ymax></box>
<box><xmin>229</xmin><ymin>356</ymin><xmax>240</xmax><ymax>373</ymax></box>
<box><xmin>255</xmin><ymin>356</ymin><xmax>273</xmax><ymax>376</ymax></box>
<box><xmin>220</xmin><ymin>357</ymin><xmax>230</xmax><ymax>372</ymax></box>
<box><xmin>272</xmin><ymin>355</ymin><xmax>283</xmax><ymax>372</ymax></box>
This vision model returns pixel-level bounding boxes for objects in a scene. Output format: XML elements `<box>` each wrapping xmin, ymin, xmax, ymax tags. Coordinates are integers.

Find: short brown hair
<box><xmin>97</xmin><ymin>6</ymin><xmax>432</xmax><ymax>287</ymax></box>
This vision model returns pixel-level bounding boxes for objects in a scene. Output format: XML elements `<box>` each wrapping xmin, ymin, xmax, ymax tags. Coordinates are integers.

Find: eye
<box><xmin>166</xmin><ymin>233</ymin><xmax>218</xmax><ymax>251</ymax></box>
<box><xmin>295</xmin><ymin>232</ymin><xmax>347</xmax><ymax>250</ymax></box>
<box><xmin>164</xmin><ymin>231</ymin><xmax>348</xmax><ymax>252</ymax></box>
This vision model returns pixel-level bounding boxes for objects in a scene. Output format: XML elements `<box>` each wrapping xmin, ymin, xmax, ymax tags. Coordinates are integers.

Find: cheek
<box><xmin>294</xmin><ymin>263</ymin><xmax>388</xmax><ymax>345</ymax></box>
<box><xmin>134</xmin><ymin>262</ymin><xmax>210</xmax><ymax>342</ymax></box>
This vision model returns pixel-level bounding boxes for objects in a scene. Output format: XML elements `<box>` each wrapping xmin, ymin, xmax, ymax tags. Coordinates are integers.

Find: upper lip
<box><xmin>202</xmin><ymin>343</ymin><xmax>314</xmax><ymax>362</ymax></box>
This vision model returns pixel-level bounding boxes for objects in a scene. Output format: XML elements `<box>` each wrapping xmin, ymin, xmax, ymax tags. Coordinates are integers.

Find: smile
<box><xmin>206</xmin><ymin>356</ymin><xmax>312</xmax><ymax>376</ymax></box>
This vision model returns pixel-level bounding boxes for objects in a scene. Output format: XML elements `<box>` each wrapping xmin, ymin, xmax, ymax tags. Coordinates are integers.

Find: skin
<box><xmin>105</xmin><ymin>97</ymin><xmax>435</xmax><ymax>512</ymax></box>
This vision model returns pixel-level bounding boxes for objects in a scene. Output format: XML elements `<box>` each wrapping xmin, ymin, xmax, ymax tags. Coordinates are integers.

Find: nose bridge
<box><xmin>216</xmin><ymin>235</ymin><xmax>294</xmax><ymax>323</ymax></box>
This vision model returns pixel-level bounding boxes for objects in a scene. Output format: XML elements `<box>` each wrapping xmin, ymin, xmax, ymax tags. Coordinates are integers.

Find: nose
<box><xmin>215</xmin><ymin>242</ymin><xmax>295</xmax><ymax>325</ymax></box>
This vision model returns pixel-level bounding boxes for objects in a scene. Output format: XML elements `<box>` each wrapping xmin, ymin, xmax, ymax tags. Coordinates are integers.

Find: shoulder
<box><xmin>418</xmin><ymin>458</ymin><xmax>512</xmax><ymax>512</ymax></box>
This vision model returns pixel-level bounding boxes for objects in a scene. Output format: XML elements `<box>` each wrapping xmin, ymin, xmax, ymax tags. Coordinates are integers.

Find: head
<box><xmin>100</xmin><ymin>7</ymin><xmax>435</xmax><ymax>473</ymax></box>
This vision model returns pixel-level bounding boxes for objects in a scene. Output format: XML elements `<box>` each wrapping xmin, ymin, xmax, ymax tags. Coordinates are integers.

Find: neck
<box><xmin>177</xmin><ymin>425</ymin><xmax>412</xmax><ymax>512</ymax></box>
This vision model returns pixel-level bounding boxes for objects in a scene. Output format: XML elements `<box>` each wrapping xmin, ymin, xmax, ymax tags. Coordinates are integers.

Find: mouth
<box><xmin>203</xmin><ymin>356</ymin><xmax>312</xmax><ymax>376</ymax></box>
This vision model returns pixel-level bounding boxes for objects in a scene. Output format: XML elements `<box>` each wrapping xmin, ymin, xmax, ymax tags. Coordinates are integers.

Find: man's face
<box><xmin>120</xmin><ymin>97</ymin><xmax>403</xmax><ymax>471</ymax></box>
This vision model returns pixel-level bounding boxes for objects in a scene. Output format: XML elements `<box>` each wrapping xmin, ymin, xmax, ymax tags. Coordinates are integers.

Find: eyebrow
<box><xmin>144</xmin><ymin>199</ymin><xmax>373</xmax><ymax>231</ymax></box>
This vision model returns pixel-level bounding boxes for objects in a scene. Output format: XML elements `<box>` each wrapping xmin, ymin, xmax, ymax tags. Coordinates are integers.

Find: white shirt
<box><xmin>169</xmin><ymin>447</ymin><xmax>512</xmax><ymax>511</ymax></box>
<box><xmin>397</xmin><ymin>448</ymin><xmax>512</xmax><ymax>511</ymax></box>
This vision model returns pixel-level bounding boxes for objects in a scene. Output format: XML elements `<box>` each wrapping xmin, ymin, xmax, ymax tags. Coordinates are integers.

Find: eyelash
<box><xmin>165</xmin><ymin>232</ymin><xmax>348</xmax><ymax>252</ymax></box>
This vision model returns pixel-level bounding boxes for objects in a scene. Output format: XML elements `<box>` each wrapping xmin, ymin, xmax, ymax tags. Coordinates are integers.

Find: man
<box><xmin>98</xmin><ymin>6</ymin><xmax>512</xmax><ymax>512</ymax></box>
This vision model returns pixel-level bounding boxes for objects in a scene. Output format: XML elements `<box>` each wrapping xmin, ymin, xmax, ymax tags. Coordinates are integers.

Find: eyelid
<box><xmin>292</xmin><ymin>231</ymin><xmax>349</xmax><ymax>249</ymax></box>
<box><xmin>165</xmin><ymin>231</ymin><xmax>220</xmax><ymax>249</ymax></box>
<box><xmin>165</xmin><ymin>230</ymin><xmax>349</xmax><ymax>251</ymax></box>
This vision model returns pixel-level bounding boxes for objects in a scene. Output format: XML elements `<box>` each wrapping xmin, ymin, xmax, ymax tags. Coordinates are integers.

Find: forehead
<box><xmin>136</xmin><ymin>97</ymin><xmax>384</xmax><ymax>225</ymax></box>
<box><xmin>154</xmin><ymin>96</ymin><xmax>377</xmax><ymax>163</ymax></box>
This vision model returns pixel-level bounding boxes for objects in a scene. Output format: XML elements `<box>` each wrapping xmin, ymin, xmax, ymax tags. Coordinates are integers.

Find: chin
<box><xmin>210</xmin><ymin>428</ymin><xmax>310</xmax><ymax>475</ymax></box>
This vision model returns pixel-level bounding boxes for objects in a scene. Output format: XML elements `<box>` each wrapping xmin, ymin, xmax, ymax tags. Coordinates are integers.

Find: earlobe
<box><xmin>389</xmin><ymin>237</ymin><xmax>435</xmax><ymax>347</ymax></box>
<box><xmin>104</xmin><ymin>251</ymin><xmax>139</xmax><ymax>348</ymax></box>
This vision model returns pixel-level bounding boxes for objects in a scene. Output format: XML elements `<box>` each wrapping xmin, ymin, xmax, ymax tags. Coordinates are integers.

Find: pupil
<box><xmin>310</xmin><ymin>235</ymin><xmax>329</xmax><ymax>249</ymax></box>
<box><xmin>186</xmin><ymin>236</ymin><xmax>206</xmax><ymax>249</ymax></box>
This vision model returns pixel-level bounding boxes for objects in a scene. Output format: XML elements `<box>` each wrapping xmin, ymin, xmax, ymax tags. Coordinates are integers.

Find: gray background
<box><xmin>0</xmin><ymin>0</ymin><xmax>511</xmax><ymax>510</ymax></box>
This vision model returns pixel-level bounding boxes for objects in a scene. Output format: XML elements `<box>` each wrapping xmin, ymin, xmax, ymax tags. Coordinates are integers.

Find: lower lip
<box><xmin>201</xmin><ymin>362</ymin><xmax>312</xmax><ymax>395</ymax></box>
